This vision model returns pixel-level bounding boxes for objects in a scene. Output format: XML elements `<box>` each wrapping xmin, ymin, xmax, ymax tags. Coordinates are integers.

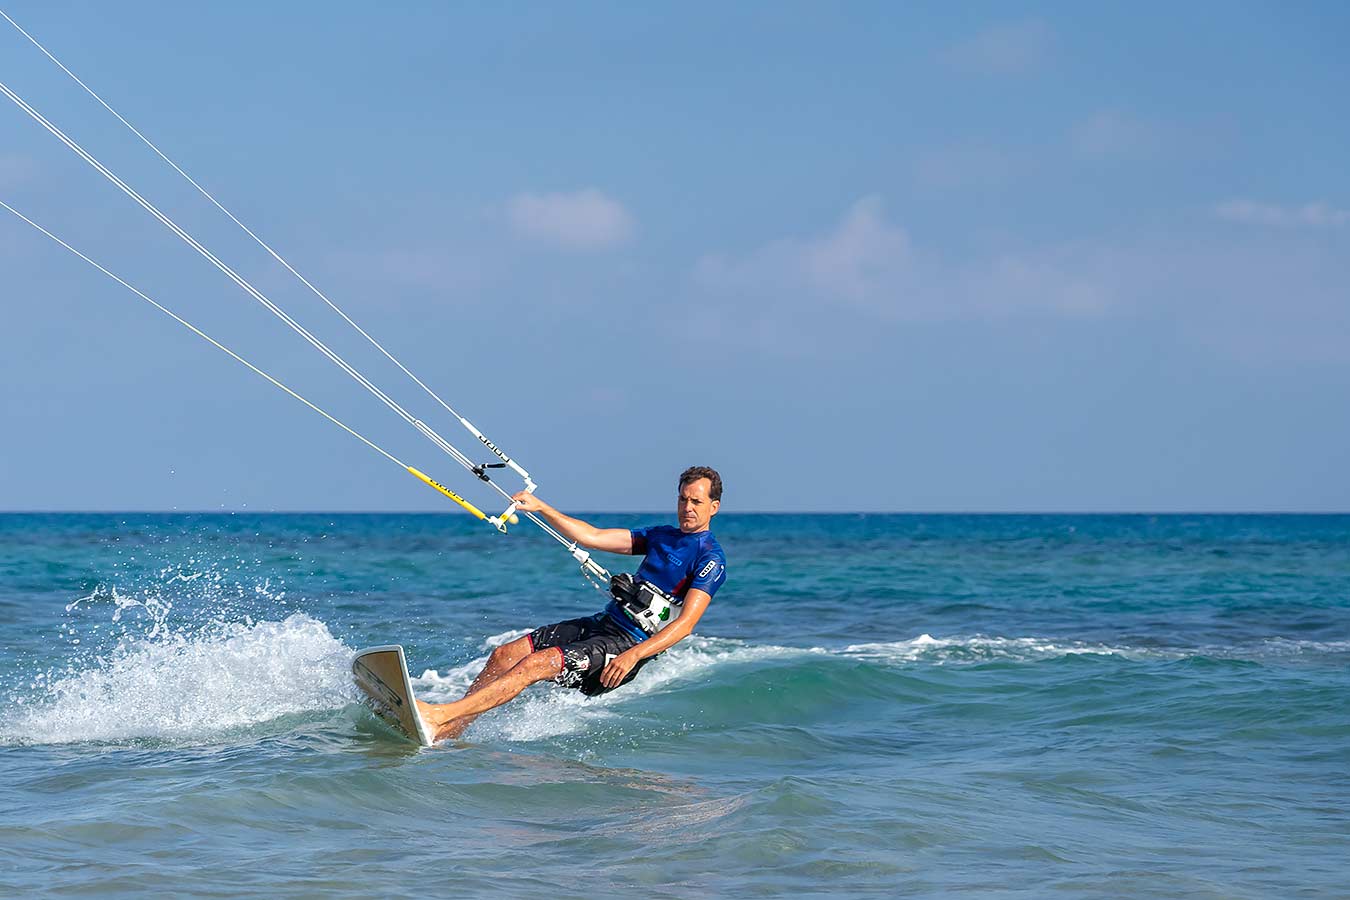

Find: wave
<box><xmin>411</xmin><ymin>631</ymin><xmax>1350</xmax><ymax>740</ymax></box>
<box><xmin>0</xmin><ymin>613</ymin><xmax>353</xmax><ymax>746</ymax></box>
<box><xmin>842</xmin><ymin>633</ymin><xmax>1350</xmax><ymax>665</ymax></box>
<box><xmin>844</xmin><ymin>633</ymin><xmax>1144</xmax><ymax>663</ymax></box>
<box><xmin>1251</xmin><ymin>637</ymin><xmax>1350</xmax><ymax>656</ymax></box>
<box><xmin>408</xmin><ymin>632</ymin><xmax>1142</xmax><ymax>742</ymax></box>
<box><xmin>6</xmin><ymin>589</ymin><xmax>1344</xmax><ymax>747</ymax></box>
<box><xmin>409</xmin><ymin>632</ymin><xmax>829</xmax><ymax>742</ymax></box>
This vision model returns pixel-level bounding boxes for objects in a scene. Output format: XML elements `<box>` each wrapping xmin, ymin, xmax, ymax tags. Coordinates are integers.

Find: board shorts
<box><xmin>528</xmin><ymin>611</ymin><xmax>651</xmax><ymax>697</ymax></box>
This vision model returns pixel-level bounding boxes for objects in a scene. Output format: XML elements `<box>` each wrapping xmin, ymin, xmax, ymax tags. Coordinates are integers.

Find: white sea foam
<box><xmin>843</xmin><ymin>633</ymin><xmax>1148</xmax><ymax>663</ymax></box>
<box><xmin>1</xmin><ymin>613</ymin><xmax>353</xmax><ymax>746</ymax></box>
<box><xmin>409</xmin><ymin>635</ymin><xmax>821</xmax><ymax>742</ymax></box>
<box><xmin>841</xmin><ymin>633</ymin><xmax>1350</xmax><ymax>665</ymax></box>
<box><xmin>481</xmin><ymin>628</ymin><xmax>532</xmax><ymax>650</ymax></box>
<box><xmin>411</xmin><ymin>630</ymin><xmax>1257</xmax><ymax>741</ymax></box>
<box><xmin>410</xmin><ymin>629</ymin><xmax>1350</xmax><ymax>743</ymax></box>
<box><xmin>12</xmin><ymin>573</ymin><xmax>1338</xmax><ymax>749</ymax></box>
<box><xmin>1254</xmin><ymin>637</ymin><xmax>1350</xmax><ymax>656</ymax></box>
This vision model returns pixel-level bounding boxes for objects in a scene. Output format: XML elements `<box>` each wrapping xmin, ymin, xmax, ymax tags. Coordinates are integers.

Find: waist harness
<box><xmin>610</xmin><ymin>572</ymin><xmax>679</xmax><ymax>635</ymax></box>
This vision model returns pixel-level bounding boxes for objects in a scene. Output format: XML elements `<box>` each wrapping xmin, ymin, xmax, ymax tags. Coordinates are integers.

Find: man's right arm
<box><xmin>510</xmin><ymin>491</ymin><xmax>634</xmax><ymax>554</ymax></box>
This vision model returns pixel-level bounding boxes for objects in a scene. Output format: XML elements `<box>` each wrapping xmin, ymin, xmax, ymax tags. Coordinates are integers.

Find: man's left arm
<box><xmin>598</xmin><ymin>588</ymin><xmax>712</xmax><ymax>689</ymax></box>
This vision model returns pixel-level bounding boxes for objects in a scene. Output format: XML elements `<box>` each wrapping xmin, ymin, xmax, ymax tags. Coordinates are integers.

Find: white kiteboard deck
<box><xmin>352</xmin><ymin>645</ymin><xmax>435</xmax><ymax>746</ymax></box>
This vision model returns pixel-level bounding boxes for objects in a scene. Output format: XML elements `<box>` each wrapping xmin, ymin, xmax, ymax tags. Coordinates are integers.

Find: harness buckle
<box><xmin>610</xmin><ymin>573</ymin><xmax>677</xmax><ymax>634</ymax></box>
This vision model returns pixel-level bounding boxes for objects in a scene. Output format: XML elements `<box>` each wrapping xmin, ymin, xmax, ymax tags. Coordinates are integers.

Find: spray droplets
<box><xmin>3</xmin><ymin>613</ymin><xmax>352</xmax><ymax>745</ymax></box>
<box><xmin>4</xmin><ymin>555</ymin><xmax>342</xmax><ymax>747</ymax></box>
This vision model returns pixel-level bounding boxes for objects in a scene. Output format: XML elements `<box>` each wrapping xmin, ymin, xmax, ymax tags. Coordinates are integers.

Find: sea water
<box><xmin>0</xmin><ymin>513</ymin><xmax>1346</xmax><ymax>897</ymax></box>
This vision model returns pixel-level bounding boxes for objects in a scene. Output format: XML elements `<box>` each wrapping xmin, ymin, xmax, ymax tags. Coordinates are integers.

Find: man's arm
<box><xmin>510</xmin><ymin>491</ymin><xmax>634</xmax><ymax>554</ymax></box>
<box><xmin>598</xmin><ymin>587</ymin><xmax>712</xmax><ymax>689</ymax></box>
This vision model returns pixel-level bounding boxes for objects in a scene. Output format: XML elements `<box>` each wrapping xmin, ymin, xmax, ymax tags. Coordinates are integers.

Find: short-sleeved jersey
<box><xmin>631</xmin><ymin>524</ymin><xmax>727</xmax><ymax>600</ymax></box>
<box><xmin>602</xmin><ymin>524</ymin><xmax>727</xmax><ymax>642</ymax></box>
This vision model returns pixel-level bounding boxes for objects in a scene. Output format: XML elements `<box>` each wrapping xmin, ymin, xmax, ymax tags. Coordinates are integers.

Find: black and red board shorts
<box><xmin>528</xmin><ymin>611</ymin><xmax>651</xmax><ymax>697</ymax></box>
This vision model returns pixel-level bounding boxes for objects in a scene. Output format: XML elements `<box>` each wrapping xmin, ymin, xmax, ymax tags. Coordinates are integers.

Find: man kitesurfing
<box><xmin>416</xmin><ymin>466</ymin><xmax>727</xmax><ymax>741</ymax></box>
<box><xmin>0</xmin><ymin>10</ymin><xmax>725</xmax><ymax>746</ymax></box>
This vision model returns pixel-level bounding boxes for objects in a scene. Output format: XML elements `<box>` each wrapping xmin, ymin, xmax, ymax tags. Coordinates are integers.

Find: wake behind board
<box><xmin>352</xmin><ymin>645</ymin><xmax>434</xmax><ymax>746</ymax></box>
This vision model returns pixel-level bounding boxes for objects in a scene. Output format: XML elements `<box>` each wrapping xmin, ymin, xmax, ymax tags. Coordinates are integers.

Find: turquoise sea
<box><xmin>1</xmin><ymin>512</ymin><xmax>1347</xmax><ymax>897</ymax></box>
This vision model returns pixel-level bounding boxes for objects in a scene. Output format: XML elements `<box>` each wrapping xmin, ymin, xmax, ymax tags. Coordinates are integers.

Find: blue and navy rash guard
<box><xmin>603</xmin><ymin>525</ymin><xmax>727</xmax><ymax>641</ymax></box>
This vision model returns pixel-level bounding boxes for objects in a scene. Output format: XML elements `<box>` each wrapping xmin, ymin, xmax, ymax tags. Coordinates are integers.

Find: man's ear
<box><xmin>710</xmin><ymin>499</ymin><xmax>721</xmax><ymax>517</ymax></box>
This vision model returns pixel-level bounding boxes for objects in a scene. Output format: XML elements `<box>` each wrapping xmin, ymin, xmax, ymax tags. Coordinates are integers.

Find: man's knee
<box><xmin>490</xmin><ymin>636</ymin><xmax>532</xmax><ymax>670</ymax></box>
<box><xmin>516</xmin><ymin>648</ymin><xmax>562</xmax><ymax>680</ymax></box>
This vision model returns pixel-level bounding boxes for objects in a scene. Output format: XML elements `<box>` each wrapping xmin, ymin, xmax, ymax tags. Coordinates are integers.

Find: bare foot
<box><xmin>412</xmin><ymin>703</ymin><xmax>473</xmax><ymax>742</ymax></box>
<box><xmin>415</xmin><ymin>699</ymin><xmax>440</xmax><ymax>728</ymax></box>
<box><xmin>433</xmin><ymin>716</ymin><xmax>472</xmax><ymax>742</ymax></box>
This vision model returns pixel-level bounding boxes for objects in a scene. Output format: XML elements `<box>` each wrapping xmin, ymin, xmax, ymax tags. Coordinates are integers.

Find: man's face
<box><xmin>677</xmin><ymin>478</ymin><xmax>720</xmax><ymax>533</ymax></box>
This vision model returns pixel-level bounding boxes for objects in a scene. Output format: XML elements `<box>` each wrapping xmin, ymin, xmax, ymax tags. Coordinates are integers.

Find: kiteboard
<box><xmin>351</xmin><ymin>645</ymin><xmax>434</xmax><ymax>746</ymax></box>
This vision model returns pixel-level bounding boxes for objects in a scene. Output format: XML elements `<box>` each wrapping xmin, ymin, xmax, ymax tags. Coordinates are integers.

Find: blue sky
<box><xmin>1</xmin><ymin>2</ymin><xmax>1348</xmax><ymax>512</ymax></box>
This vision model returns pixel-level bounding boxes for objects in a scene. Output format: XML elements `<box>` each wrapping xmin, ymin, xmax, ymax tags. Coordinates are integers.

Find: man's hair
<box><xmin>679</xmin><ymin>466</ymin><xmax>723</xmax><ymax>502</ymax></box>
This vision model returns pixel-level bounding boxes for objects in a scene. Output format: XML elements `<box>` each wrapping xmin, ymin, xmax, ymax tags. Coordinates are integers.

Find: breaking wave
<box><xmin>6</xmin><ymin>575</ymin><xmax>1342</xmax><ymax>747</ymax></box>
<box><xmin>1</xmin><ymin>612</ymin><xmax>353</xmax><ymax>746</ymax></box>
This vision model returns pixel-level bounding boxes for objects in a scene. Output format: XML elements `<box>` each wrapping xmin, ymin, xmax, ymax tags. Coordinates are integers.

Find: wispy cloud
<box><xmin>507</xmin><ymin>189</ymin><xmax>634</xmax><ymax>250</ymax></box>
<box><xmin>693</xmin><ymin>198</ymin><xmax>1350</xmax><ymax>365</ymax></box>
<box><xmin>801</xmin><ymin>196</ymin><xmax>915</xmax><ymax>303</ymax></box>
<box><xmin>693</xmin><ymin>196</ymin><xmax>1114</xmax><ymax>342</ymax></box>
<box><xmin>1070</xmin><ymin>111</ymin><xmax>1161</xmax><ymax>159</ymax></box>
<box><xmin>694</xmin><ymin>196</ymin><xmax>914</xmax><ymax>315</ymax></box>
<box><xmin>327</xmin><ymin>244</ymin><xmax>498</xmax><ymax>297</ymax></box>
<box><xmin>942</xmin><ymin>20</ymin><xmax>1053</xmax><ymax>75</ymax></box>
<box><xmin>1216</xmin><ymin>200</ymin><xmax>1349</xmax><ymax>228</ymax></box>
<box><xmin>963</xmin><ymin>251</ymin><xmax>1114</xmax><ymax>318</ymax></box>
<box><xmin>913</xmin><ymin>144</ymin><xmax>1017</xmax><ymax>189</ymax></box>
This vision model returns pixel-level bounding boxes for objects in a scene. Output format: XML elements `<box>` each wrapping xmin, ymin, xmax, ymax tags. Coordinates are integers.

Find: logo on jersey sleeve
<box><xmin>698</xmin><ymin>559</ymin><xmax>719</xmax><ymax>579</ymax></box>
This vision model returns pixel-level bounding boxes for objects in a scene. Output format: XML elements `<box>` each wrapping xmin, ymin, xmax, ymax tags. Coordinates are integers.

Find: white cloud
<box><xmin>692</xmin><ymin>200</ymin><xmax>1350</xmax><ymax>366</ymax></box>
<box><xmin>507</xmin><ymin>189</ymin><xmax>634</xmax><ymax>250</ymax></box>
<box><xmin>363</xmin><ymin>248</ymin><xmax>477</xmax><ymax>287</ymax></box>
<box><xmin>693</xmin><ymin>196</ymin><xmax>1115</xmax><ymax>342</ymax></box>
<box><xmin>327</xmin><ymin>244</ymin><xmax>496</xmax><ymax>296</ymax></box>
<box><xmin>964</xmin><ymin>252</ymin><xmax>1114</xmax><ymax>318</ymax></box>
<box><xmin>802</xmin><ymin>196</ymin><xmax>914</xmax><ymax>302</ymax></box>
<box><xmin>1216</xmin><ymin>200</ymin><xmax>1349</xmax><ymax>229</ymax></box>
<box><xmin>1071</xmin><ymin>111</ymin><xmax>1161</xmax><ymax>159</ymax></box>
<box><xmin>694</xmin><ymin>196</ymin><xmax>914</xmax><ymax>315</ymax></box>
<box><xmin>943</xmin><ymin>21</ymin><xmax>1053</xmax><ymax>75</ymax></box>
<box><xmin>914</xmin><ymin>145</ymin><xmax>1016</xmax><ymax>189</ymax></box>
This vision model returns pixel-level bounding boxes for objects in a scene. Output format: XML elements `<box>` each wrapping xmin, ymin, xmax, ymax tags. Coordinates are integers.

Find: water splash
<box><xmin>404</xmin><ymin>630</ymin><xmax>1350</xmax><ymax>743</ymax></box>
<box><xmin>3</xmin><ymin>560</ymin><xmax>349</xmax><ymax>746</ymax></box>
<box><xmin>1</xmin><ymin>613</ymin><xmax>353</xmax><ymax>746</ymax></box>
<box><xmin>408</xmin><ymin>635</ymin><xmax>823</xmax><ymax>742</ymax></box>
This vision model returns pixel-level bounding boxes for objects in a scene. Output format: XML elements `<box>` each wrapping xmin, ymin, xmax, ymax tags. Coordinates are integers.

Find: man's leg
<box><xmin>465</xmin><ymin>636</ymin><xmax>534</xmax><ymax>695</ymax></box>
<box><xmin>417</xmin><ymin>646</ymin><xmax>563</xmax><ymax>741</ymax></box>
<box><xmin>415</xmin><ymin>635</ymin><xmax>534</xmax><ymax>739</ymax></box>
